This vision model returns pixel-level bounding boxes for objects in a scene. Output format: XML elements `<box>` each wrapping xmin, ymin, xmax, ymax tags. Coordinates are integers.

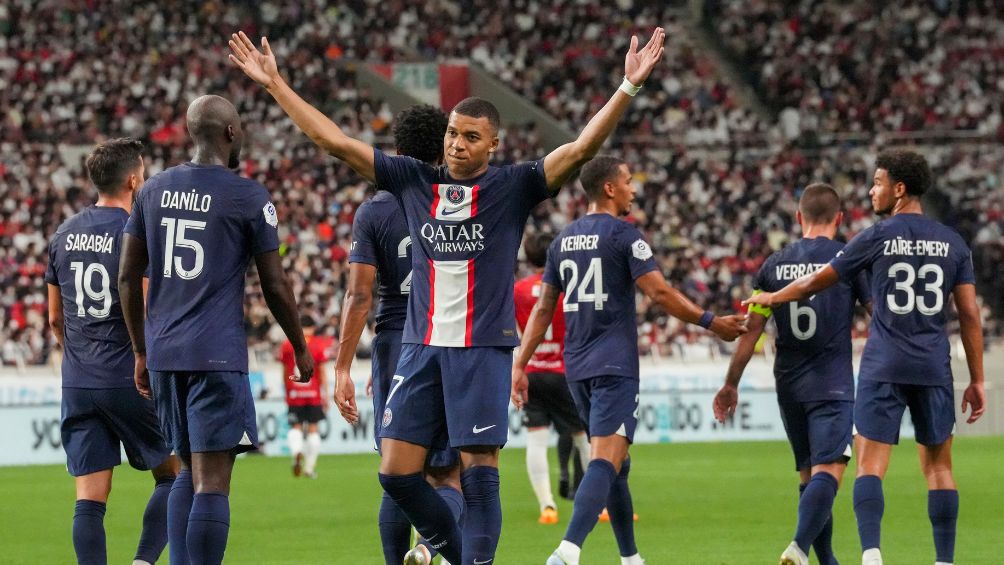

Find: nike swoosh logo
<box><xmin>441</xmin><ymin>207</ymin><xmax>464</xmax><ymax>216</ymax></box>
<box><xmin>474</xmin><ymin>559</ymin><xmax>493</xmax><ymax>564</ymax></box>
<box><xmin>472</xmin><ymin>424</ymin><xmax>496</xmax><ymax>434</ymax></box>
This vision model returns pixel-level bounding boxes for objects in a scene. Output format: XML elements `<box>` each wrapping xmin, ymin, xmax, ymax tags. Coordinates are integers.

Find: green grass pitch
<box><xmin>1</xmin><ymin>437</ymin><xmax>1001</xmax><ymax>563</ymax></box>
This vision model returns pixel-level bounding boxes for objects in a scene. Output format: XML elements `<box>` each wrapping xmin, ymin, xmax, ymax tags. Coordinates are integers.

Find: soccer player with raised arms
<box><xmin>229</xmin><ymin>26</ymin><xmax>664</xmax><ymax>564</ymax></box>
<box><xmin>713</xmin><ymin>183</ymin><xmax>871</xmax><ymax>565</ymax></box>
<box><xmin>46</xmin><ymin>138</ymin><xmax>179</xmax><ymax>565</ymax></box>
<box><xmin>512</xmin><ymin>155</ymin><xmax>748</xmax><ymax>565</ymax></box>
<box><xmin>119</xmin><ymin>95</ymin><xmax>314</xmax><ymax>565</ymax></box>
<box><xmin>333</xmin><ymin>104</ymin><xmax>465</xmax><ymax>565</ymax></box>
<box><xmin>745</xmin><ymin>150</ymin><xmax>987</xmax><ymax>565</ymax></box>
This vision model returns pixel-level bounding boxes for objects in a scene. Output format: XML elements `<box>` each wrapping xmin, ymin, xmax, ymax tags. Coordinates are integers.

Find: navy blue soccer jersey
<box><xmin>348</xmin><ymin>191</ymin><xmax>410</xmax><ymax>333</ymax></box>
<box><xmin>753</xmin><ymin>237</ymin><xmax>870</xmax><ymax>402</ymax></box>
<box><xmin>830</xmin><ymin>213</ymin><xmax>975</xmax><ymax>386</ymax></box>
<box><xmin>372</xmin><ymin>149</ymin><xmax>550</xmax><ymax>347</ymax></box>
<box><xmin>124</xmin><ymin>163</ymin><xmax>280</xmax><ymax>372</ymax></box>
<box><xmin>543</xmin><ymin>214</ymin><xmax>659</xmax><ymax>382</ymax></box>
<box><xmin>45</xmin><ymin>206</ymin><xmax>134</xmax><ymax>389</ymax></box>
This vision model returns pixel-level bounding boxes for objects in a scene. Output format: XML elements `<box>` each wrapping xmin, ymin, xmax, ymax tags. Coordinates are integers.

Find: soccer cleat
<box><xmin>304</xmin><ymin>470</ymin><xmax>317</xmax><ymax>479</ymax></box>
<box><xmin>292</xmin><ymin>453</ymin><xmax>303</xmax><ymax>477</ymax></box>
<box><xmin>538</xmin><ymin>506</ymin><xmax>559</xmax><ymax>524</ymax></box>
<box><xmin>403</xmin><ymin>544</ymin><xmax>432</xmax><ymax>565</ymax></box>
<box><xmin>861</xmin><ymin>548</ymin><xmax>883</xmax><ymax>565</ymax></box>
<box><xmin>546</xmin><ymin>550</ymin><xmax>571</xmax><ymax>565</ymax></box>
<box><xmin>779</xmin><ymin>541</ymin><xmax>808</xmax><ymax>565</ymax></box>
<box><xmin>598</xmin><ymin>508</ymin><xmax>639</xmax><ymax>522</ymax></box>
<box><xmin>559</xmin><ymin>478</ymin><xmax>571</xmax><ymax>500</ymax></box>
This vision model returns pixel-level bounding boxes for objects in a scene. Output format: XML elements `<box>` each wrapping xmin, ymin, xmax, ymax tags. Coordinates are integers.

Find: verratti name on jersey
<box><xmin>64</xmin><ymin>232</ymin><xmax>115</xmax><ymax>253</ymax></box>
<box><xmin>160</xmin><ymin>189</ymin><xmax>213</xmax><ymax>212</ymax></box>
<box><xmin>882</xmin><ymin>237</ymin><xmax>950</xmax><ymax>257</ymax></box>
<box><xmin>775</xmin><ymin>263</ymin><xmax>828</xmax><ymax>281</ymax></box>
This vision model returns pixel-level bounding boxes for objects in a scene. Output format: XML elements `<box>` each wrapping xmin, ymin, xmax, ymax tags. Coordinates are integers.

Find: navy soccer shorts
<box><xmin>379</xmin><ymin>343</ymin><xmax>511</xmax><ymax>450</ymax></box>
<box><xmin>523</xmin><ymin>371</ymin><xmax>584</xmax><ymax>436</ymax></box>
<box><xmin>150</xmin><ymin>371</ymin><xmax>258</xmax><ymax>457</ymax></box>
<box><xmin>567</xmin><ymin>376</ymin><xmax>639</xmax><ymax>443</ymax></box>
<box><xmin>855</xmin><ymin>380</ymin><xmax>955</xmax><ymax>446</ymax></box>
<box><xmin>61</xmin><ymin>387</ymin><xmax>171</xmax><ymax>477</ymax></box>
<box><xmin>777</xmin><ymin>399</ymin><xmax>853</xmax><ymax>471</ymax></box>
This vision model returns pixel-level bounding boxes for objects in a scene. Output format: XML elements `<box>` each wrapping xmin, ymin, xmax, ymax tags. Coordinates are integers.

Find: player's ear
<box><xmin>795</xmin><ymin>209</ymin><xmax>803</xmax><ymax>227</ymax></box>
<box><xmin>893</xmin><ymin>180</ymin><xmax>907</xmax><ymax>199</ymax></box>
<box><xmin>833</xmin><ymin>211</ymin><xmax>844</xmax><ymax>227</ymax></box>
<box><xmin>488</xmin><ymin>135</ymin><xmax>499</xmax><ymax>154</ymax></box>
<box><xmin>226</xmin><ymin>124</ymin><xmax>235</xmax><ymax>142</ymax></box>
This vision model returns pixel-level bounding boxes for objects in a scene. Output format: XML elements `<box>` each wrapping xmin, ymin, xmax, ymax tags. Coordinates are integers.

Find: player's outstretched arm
<box><xmin>119</xmin><ymin>234</ymin><xmax>151</xmax><ymax>398</ymax></box>
<box><xmin>713</xmin><ymin>313</ymin><xmax>768</xmax><ymax>423</ymax></box>
<box><xmin>635</xmin><ymin>271</ymin><xmax>747</xmax><ymax>341</ymax></box>
<box><xmin>954</xmin><ymin>283</ymin><xmax>986</xmax><ymax>424</ymax></box>
<box><xmin>511</xmin><ymin>282</ymin><xmax>560</xmax><ymax>409</ymax></box>
<box><xmin>47</xmin><ymin>283</ymin><xmax>64</xmax><ymax>348</ymax></box>
<box><xmin>332</xmin><ymin>263</ymin><xmax>376</xmax><ymax>424</ymax></box>
<box><xmin>228</xmin><ymin>31</ymin><xmax>376</xmax><ymax>182</ymax></box>
<box><xmin>255</xmin><ymin>250</ymin><xmax>314</xmax><ymax>383</ymax></box>
<box><xmin>542</xmin><ymin>27</ymin><xmax>665</xmax><ymax>193</ymax></box>
<box><xmin>743</xmin><ymin>265</ymin><xmax>841</xmax><ymax>309</ymax></box>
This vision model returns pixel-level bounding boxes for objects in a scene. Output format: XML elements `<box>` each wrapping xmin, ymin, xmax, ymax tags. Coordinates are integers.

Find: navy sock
<box><xmin>854</xmin><ymin>475</ymin><xmax>884</xmax><ymax>552</ymax></box>
<box><xmin>378</xmin><ymin>492</ymin><xmax>412</xmax><ymax>565</ymax></box>
<box><xmin>460</xmin><ymin>466</ymin><xmax>502</xmax><ymax>565</ymax></box>
<box><xmin>800</xmin><ymin>482</ymin><xmax>836</xmax><ymax>564</ymax></box>
<box><xmin>422</xmin><ymin>486</ymin><xmax>466</xmax><ymax>558</ymax></box>
<box><xmin>607</xmin><ymin>458</ymin><xmax>638</xmax><ymax>557</ymax></box>
<box><xmin>73</xmin><ymin>499</ymin><xmax>107</xmax><ymax>565</ymax></box>
<box><xmin>168</xmin><ymin>469</ymin><xmax>194</xmax><ymax>565</ymax></box>
<box><xmin>928</xmin><ymin>489</ymin><xmax>959</xmax><ymax>563</ymax></box>
<box><xmin>379</xmin><ymin>472</ymin><xmax>462</xmax><ymax>564</ymax></box>
<box><xmin>794</xmin><ymin>473</ymin><xmax>839</xmax><ymax>554</ymax></box>
<box><xmin>135</xmin><ymin>476</ymin><xmax>174</xmax><ymax>563</ymax></box>
<box><xmin>564</xmin><ymin>459</ymin><xmax>618</xmax><ymax>547</ymax></box>
<box><xmin>557</xmin><ymin>434</ymin><xmax>573</xmax><ymax>483</ymax></box>
<box><xmin>186</xmin><ymin>492</ymin><xmax>230</xmax><ymax>565</ymax></box>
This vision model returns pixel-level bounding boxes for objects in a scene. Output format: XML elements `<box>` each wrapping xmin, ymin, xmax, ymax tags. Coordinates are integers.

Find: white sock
<box><xmin>557</xmin><ymin>540</ymin><xmax>581</xmax><ymax>565</ymax></box>
<box><xmin>621</xmin><ymin>554</ymin><xmax>644</xmax><ymax>565</ymax></box>
<box><xmin>934</xmin><ymin>562</ymin><xmax>953</xmax><ymax>565</ymax></box>
<box><xmin>132</xmin><ymin>561</ymin><xmax>152</xmax><ymax>565</ymax></box>
<box><xmin>287</xmin><ymin>427</ymin><xmax>304</xmax><ymax>458</ymax></box>
<box><xmin>526</xmin><ymin>429</ymin><xmax>556</xmax><ymax>511</ymax></box>
<box><xmin>573</xmin><ymin>433</ymin><xmax>590</xmax><ymax>471</ymax></box>
<box><xmin>304</xmin><ymin>432</ymin><xmax>321</xmax><ymax>473</ymax></box>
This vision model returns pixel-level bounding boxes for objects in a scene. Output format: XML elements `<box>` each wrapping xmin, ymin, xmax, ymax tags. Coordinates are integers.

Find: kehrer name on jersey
<box><xmin>560</xmin><ymin>234</ymin><xmax>599</xmax><ymax>252</ymax></box>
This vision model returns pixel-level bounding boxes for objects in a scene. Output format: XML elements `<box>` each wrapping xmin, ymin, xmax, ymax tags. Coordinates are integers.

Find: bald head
<box><xmin>187</xmin><ymin>95</ymin><xmax>244</xmax><ymax>167</ymax></box>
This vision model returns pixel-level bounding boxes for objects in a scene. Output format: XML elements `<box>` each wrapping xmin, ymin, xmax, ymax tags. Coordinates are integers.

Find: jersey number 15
<box><xmin>161</xmin><ymin>217</ymin><xmax>206</xmax><ymax>279</ymax></box>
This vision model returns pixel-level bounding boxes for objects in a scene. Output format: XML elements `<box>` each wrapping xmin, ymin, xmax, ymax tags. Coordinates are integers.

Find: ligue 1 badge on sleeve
<box><xmin>632</xmin><ymin>239</ymin><xmax>653</xmax><ymax>260</ymax></box>
<box><xmin>263</xmin><ymin>201</ymin><xmax>278</xmax><ymax>227</ymax></box>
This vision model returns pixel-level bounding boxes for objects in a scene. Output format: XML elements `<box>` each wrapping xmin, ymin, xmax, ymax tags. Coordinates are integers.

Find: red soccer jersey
<box><xmin>280</xmin><ymin>336</ymin><xmax>330</xmax><ymax>407</ymax></box>
<box><xmin>514</xmin><ymin>273</ymin><xmax>566</xmax><ymax>374</ymax></box>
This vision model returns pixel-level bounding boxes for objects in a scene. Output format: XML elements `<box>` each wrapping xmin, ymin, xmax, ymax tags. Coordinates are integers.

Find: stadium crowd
<box><xmin>707</xmin><ymin>0</ymin><xmax>1004</xmax><ymax>141</ymax></box>
<box><xmin>1</xmin><ymin>0</ymin><xmax>1001</xmax><ymax>370</ymax></box>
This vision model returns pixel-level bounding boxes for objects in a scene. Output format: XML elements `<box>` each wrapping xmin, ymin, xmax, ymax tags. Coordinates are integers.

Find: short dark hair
<box><xmin>85</xmin><ymin>138</ymin><xmax>144</xmax><ymax>194</ymax></box>
<box><xmin>452</xmin><ymin>97</ymin><xmax>500</xmax><ymax>133</ymax></box>
<box><xmin>579</xmin><ymin>155</ymin><xmax>627</xmax><ymax>201</ymax></box>
<box><xmin>393</xmin><ymin>104</ymin><xmax>448</xmax><ymax>165</ymax></box>
<box><xmin>799</xmin><ymin>182</ymin><xmax>841</xmax><ymax>224</ymax></box>
<box><xmin>875</xmin><ymin>150</ymin><xmax>931</xmax><ymax>196</ymax></box>
<box><xmin>523</xmin><ymin>232</ymin><xmax>554</xmax><ymax>268</ymax></box>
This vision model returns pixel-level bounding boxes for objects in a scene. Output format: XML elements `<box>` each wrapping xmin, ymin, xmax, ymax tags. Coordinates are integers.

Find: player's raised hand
<box><xmin>710</xmin><ymin>314</ymin><xmax>748</xmax><ymax>342</ymax></box>
<box><xmin>292</xmin><ymin>347</ymin><xmax>315</xmax><ymax>383</ymax></box>
<box><xmin>624</xmin><ymin>27</ymin><xmax>666</xmax><ymax>87</ymax></box>
<box><xmin>511</xmin><ymin>366</ymin><xmax>529</xmax><ymax>411</ymax></box>
<box><xmin>961</xmin><ymin>381</ymin><xmax>986</xmax><ymax>424</ymax></box>
<box><xmin>134</xmin><ymin>352</ymin><xmax>152</xmax><ymax>400</ymax></box>
<box><xmin>228</xmin><ymin>31</ymin><xmax>280</xmax><ymax>89</ymax></box>
<box><xmin>334</xmin><ymin>368</ymin><xmax>359</xmax><ymax>424</ymax></box>
<box><xmin>713</xmin><ymin>384</ymin><xmax>738</xmax><ymax>423</ymax></box>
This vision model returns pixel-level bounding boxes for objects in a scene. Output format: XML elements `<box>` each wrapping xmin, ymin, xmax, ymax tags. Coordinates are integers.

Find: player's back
<box><xmin>832</xmin><ymin>213</ymin><xmax>974</xmax><ymax>385</ymax></box>
<box><xmin>544</xmin><ymin>214</ymin><xmax>657</xmax><ymax>382</ymax></box>
<box><xmin>514</xmin><ymin>273</ymin><xmax>566</xmax><ymax>374</ymax></box>
<box><xmin>348</xmin><ymin>191</ymin><xmax>410</xmax><ymax>333</ymax></box>
<box><xmin>756</xmin><ymin>237</ymin><xmax>867</xmax><ymax>402</ymax></box>
<box><xmin>46</xmin><ymin>206</ymin><xmax>133</xmax><ymax>388</ymax></box>
<box><xmin>126</xmin><ymin>162</ymin><xmax>278</xmax><ymax>373</ymax></box>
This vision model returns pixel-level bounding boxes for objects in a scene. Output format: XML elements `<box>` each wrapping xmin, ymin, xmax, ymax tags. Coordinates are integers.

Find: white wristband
<box><xmin>619</xmin><ymin>76</ymin><xmax>642</xmax><ymax>97</ymax></box>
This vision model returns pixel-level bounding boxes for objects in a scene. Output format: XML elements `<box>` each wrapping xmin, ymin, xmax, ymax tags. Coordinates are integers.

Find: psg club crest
<box><xmin>382</xmin><ymin>408</ymin><xmax>393</xmax><ymax>428</ymax></box>
<box><xmin>446</xmin><ymin>185</ymin><xmax>466</xmax><ymax>205</ymax></box>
